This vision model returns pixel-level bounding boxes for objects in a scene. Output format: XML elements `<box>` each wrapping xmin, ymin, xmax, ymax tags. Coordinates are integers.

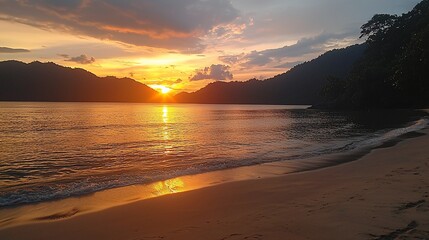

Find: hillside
<box><xmin>0</xmin><ymin>44</ymin><xmax>367</xmax><ymax>105</ymax></box>
<box><xmin>325</xmin><ymin>0</ymin><xmax>429</xmax><ymax>109</ymax></box>
<box><xmin>0</xmin><ymin>61</ymin><xmax>159</xmax><ymax>102</ymax></box>
<box><xmin>175</xmin><ymin>44</ymin><xmax>366</xmax><ymax>105</ymax></box>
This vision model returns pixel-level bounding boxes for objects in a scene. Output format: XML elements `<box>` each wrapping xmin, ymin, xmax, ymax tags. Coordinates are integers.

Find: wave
<box><xmin>339</xmin><ymin>117</ymin><xmax>428</xmax><ymax>152</ymax></box>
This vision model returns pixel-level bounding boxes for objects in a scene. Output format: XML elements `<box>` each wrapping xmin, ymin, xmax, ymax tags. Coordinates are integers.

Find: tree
<box><xmin>360</xmin><ymin>14</ymin><xmax>398</xmax><ymax>43</ymax></box>
<box><xmin>322</xmin><ymin>0</ymin><xmax>429</xmax><ymax>109</ymax></box>
<box><xmin>320</xmin><ymin>76</ymin><xmax>346</xmax><ymax>101</ymax></box>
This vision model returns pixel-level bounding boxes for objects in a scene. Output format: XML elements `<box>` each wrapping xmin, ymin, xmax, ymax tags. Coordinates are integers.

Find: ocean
<box><xmin>0</xmin><ymin>102</ymin><xmax>427</xmax><ymax>207</ymax></box>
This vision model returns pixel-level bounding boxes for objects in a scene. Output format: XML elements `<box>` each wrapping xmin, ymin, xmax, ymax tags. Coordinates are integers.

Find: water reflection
<box><xmin>161</xmin><ymin>105</ymin><xmax>171</xmax><ymax>154</ymax></box>
<box><xmin>152</xmin><ymin>178</ymin><xmax>185</xmax><ymax>195</ymax></box>
<box><xmin>162</xmin><ymin>105</ymin><xmax>168</xmax><ymax>123</ymax></box>
<box><xmin>0</xmin><ymin>102</ymin><xmax>426</xmax><ymax>211</ymax></box>
<box><xmin>162</xmin><ymin>105</ymin><xmax>170</xmax><ymax>141</ymax></box>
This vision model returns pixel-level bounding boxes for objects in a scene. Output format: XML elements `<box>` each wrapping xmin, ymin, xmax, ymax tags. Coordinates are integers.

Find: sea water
<box><xmin>0</xmin><ymin>102</ymin><xmax>427</xmax><ymax>207</ymax></box>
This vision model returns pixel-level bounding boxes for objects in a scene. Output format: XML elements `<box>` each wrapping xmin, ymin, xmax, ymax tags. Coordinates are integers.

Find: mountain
<box><xmin>0</xmin><ymin>61</ymin><xmax>160</xmax><ymax>102</ymax></box>
<box><xmin>175</xmin><ymin>44</ymin><xmax>366</xmax><ymax>105</ymax></box>
<box><xmin>0</xmin><ymin>44</ymin><xmax>366</xmax><ymax>105</ymax></box>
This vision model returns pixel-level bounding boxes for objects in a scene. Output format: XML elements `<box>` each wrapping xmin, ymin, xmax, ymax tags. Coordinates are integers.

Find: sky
<box><xmin>0</xmin><ymin>0</ymin><xmax>421</xmax><ymax>93</ymax></box>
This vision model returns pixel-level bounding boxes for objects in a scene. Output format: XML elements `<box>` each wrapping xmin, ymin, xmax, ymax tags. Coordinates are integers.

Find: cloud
<box><xmin>0</xmin><ymin>0</ymin><xmax>239</xmax><ymax>52</ymax></box>
<box><xmin>220</xmin><ymin>31</ymin><xmax>357</xmax><ymax>68</ymax></box>
<box><xmin>230</xmin><ymin>0</ymin><xmax>420</xmax><ymax>42</ymax></box>
<box><xmin>246</xmin><ymin>32</ymin><xmax>355</xmax><ymax>66</ymax></box>
<box><xmin>218</xmin><ymin>53</ymin><xmax>244</xmax><ymax>65</ymax></box>
<box><xmin>60</xmin><ymin>54</ymin><xmax>95</xmax><ymax>64</ymax></box>
<box><xmin>0</xmin><ymin>47</ymin><xmax>30</xmax><ymax>53</ymax></box>
<box><xmin>150</xmin><ymin>78</ymin><xmax>183</xmax><ymax>86</ymax></box>
<box><xmin>205</xmin><ymin>17</ymin><xmax>253</xmax><ymax>40</ymax></box>
<box><xmin>274</xmin><ymin>61</ymin><xmax>303</xmax><ymax>69</ymax></box>
<box><xmin>190</xmin><ymin>64</ymin><xmax>233</xmax><ymax>81</ymax></box>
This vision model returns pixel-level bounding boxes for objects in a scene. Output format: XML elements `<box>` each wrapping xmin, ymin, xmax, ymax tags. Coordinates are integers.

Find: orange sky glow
<box><xmin>0</xmin><ymin>0</ymin><xmax>419</xmax><ymax>94</ymax></box>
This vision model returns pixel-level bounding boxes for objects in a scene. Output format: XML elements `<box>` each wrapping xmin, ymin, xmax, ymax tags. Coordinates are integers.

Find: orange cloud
<box><xmin>101</xmin><ymin>26</ymin><xmax>194</xmax><ymax>40</ymax></box>
<box><xmin>0</xmin><ymin>0</ymin><xmax>239</xmax><ymax>52</ymax></box>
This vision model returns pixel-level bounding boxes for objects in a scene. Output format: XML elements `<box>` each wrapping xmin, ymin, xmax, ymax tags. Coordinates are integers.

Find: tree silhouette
<box><xmin>360</xmin><ymin>14</ymin><xmax>398</xmax><ymax>43</ymax></box>
<box><xmin>323</xmin><ymin>0</ymin><xmax>429</xmax><ymax>109</ymax></box>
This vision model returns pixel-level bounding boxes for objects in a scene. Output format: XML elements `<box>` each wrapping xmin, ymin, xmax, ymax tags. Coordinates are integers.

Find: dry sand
<box><xmin>0</xmin><ymin>130</ymin><xmax>428</xmax><ymax>240</ymax></box>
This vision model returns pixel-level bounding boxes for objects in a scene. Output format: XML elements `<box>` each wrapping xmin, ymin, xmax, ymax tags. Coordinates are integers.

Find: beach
<box><xmin>1</xmin><ymin>129</ymin><xmax>428</xmax><ymax>239</ymax></box>
<box><xmin>1</xmin><ymin>0</ymin><xmax>428</xmax><ymax>239</ymax></box>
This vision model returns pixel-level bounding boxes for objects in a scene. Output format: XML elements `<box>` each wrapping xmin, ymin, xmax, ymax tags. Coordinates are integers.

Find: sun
<box><xmin>158</xmin><ymin>86</ymin><xmax>172</xmax><ymax>94</ymax></box>
<box><xmin>149</xmin><ymin>84</ymin><xmax>173</xmax><ymax>95</ymax></box>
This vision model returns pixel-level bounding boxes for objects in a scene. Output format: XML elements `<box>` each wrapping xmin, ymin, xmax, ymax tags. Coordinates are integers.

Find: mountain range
<box><xmin>0</xmin><ymin>44</ymin><xmax>366</xmax><ymax>104</ymax></box>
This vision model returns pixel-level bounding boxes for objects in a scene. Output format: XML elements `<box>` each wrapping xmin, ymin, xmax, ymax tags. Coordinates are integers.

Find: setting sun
<box><xmin>159</xmin><ymin>86</ymin><xmax>172</xmax><ymax>94</ymax></box>
<box><xmin>1</xmin><ymin>1</ymin><xmax>428</xmax><ymax>239</ymax></box>
<box><xmin>150</xmin><ymin>85</ymin><xmax>172</xmax><ymax>94</ymax></box>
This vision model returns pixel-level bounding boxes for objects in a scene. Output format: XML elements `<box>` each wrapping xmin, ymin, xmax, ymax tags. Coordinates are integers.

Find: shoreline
<box><xmin>0</xmin><ymin>143</ymin><xmax>373</xmax><ymax>229</ymax></box>
<box><xmin>0</xmin><ymin>122</ymin><xmax>425</xmax><ymax>230</ymax></box>
<box><xmin>0</xmin><ymin>129</ymin><xmax>428</xmax><ymax>239</ymax></box>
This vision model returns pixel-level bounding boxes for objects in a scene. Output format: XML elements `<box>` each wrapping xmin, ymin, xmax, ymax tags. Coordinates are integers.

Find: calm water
<box><xmin>0</xmin><ymin>102</ymin><xmax>427</xmax><ymax>207</ymax></box>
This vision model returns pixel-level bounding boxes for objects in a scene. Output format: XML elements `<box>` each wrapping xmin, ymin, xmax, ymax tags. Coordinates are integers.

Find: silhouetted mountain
<box><xmin>175</xmin><ymin>44</ymin><xmax>366</xmax><ymax>104</ymax></box>
<box><xmin>0</xmin><ymin>44</ymin><xmax>366</xmax><ymax>104</ymax></box>
<box><xmin>0</xmin><ymin>61</ymin><xmax>159</xmax><ymax>102</ymax></box>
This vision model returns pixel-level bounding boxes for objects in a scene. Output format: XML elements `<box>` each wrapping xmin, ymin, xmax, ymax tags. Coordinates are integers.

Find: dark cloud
<box><xmin>60</xmin><ymin>54</ymin><xmax>95</xmax><ymax>64</ymax></box>
<box><xmin>0</xmin><ymin>47</ymin><xmax>30</xmax><ymax>53</ymax></box>
<box><xmin>0</xmin><ymin>0</ymin><xmax>239</xmax><ymax>52</ymax></box>
<box><xmin>190</xmin><ymin>64</ymin><xmax>233</xmax><ymax>81</ymax></box>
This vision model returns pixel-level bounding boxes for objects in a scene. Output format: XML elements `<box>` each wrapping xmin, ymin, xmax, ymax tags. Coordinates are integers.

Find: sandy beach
<box><xmin>1</xmin><ymin>0</ymin><xmax>428</xmax><ymax>239</ymax></box>
<box><xmin>1</xmin><ymin>130</ymin><xmax>428</xmax><ymax>240</ymax></box>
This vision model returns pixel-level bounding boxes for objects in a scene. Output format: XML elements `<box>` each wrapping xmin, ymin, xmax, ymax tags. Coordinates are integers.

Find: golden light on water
<box><xmin>162</xmin><ymin>106</ymin><xmax>168</xmax><ymax>122</ymax></box>
<box><xmin>162</xmin><ymin>106</ymin><xmax>169</xmax><ymax>141</ymax></box>
<box><xmin>153</xmin><ymin>178</ymin><xmax>185</xmax><ymax>195</ymax></box>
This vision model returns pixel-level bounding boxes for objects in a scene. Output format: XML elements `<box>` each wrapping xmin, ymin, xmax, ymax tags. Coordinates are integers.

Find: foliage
<box><xmin>360</xmin><ymin>14</ymin><xmax>398</xmax><ymax>43</ymax></box>
<box><xmin>326</xmin><ymin>0</ymin><xmax>429</xmax><ymax>109</ymax></box>
<box><xmin>320</xmin><ymin>76</ymin><xmax>346</xmax><ymax>101</ymax></box>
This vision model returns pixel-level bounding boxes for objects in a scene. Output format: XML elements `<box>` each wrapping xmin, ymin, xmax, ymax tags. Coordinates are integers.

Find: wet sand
<box><xmin>0</xmin><ymin>130</ymin><xmax>428</xmax><ymax>239</ymax></box>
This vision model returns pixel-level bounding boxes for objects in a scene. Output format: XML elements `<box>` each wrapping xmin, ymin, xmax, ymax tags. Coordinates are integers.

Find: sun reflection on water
<box><xmin>162</xmin><ymin>106</ymin><xmax>168</xmax><ymax>123</ymax></box>
<box><xmin>161</xmin><ymin>105</ymin><xmax>171</xmax><ymax>155</ymax></box>
<box><xmin>152</xmin><ymin>178</ymin><xmax>185</xmax><ymax>195</ymax></box>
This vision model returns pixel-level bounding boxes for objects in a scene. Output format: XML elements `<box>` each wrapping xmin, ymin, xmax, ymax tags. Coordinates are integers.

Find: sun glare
<box><xmin>159</xmin><ymin>86</ymin><xmax>171</xmax><ymax>94</ymax></box>
<box><xmin>149</xmin><ymin>84</ymin><xmax>173</xmax><ymax>96</ymax></box>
